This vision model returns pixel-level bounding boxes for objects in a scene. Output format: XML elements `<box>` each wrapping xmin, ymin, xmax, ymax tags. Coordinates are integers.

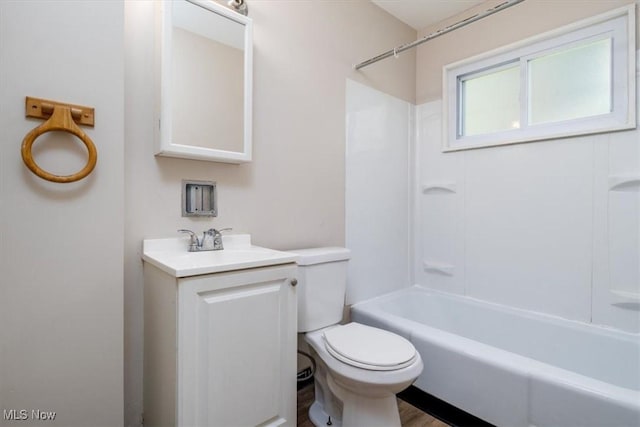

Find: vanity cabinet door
<box><xmin>177</xmin><ymin>264</ymin><xmax>297</xmax><ymax>427</ymax></box>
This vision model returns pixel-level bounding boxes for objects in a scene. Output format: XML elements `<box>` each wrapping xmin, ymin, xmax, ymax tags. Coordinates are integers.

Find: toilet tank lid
<box><xmin>288</xmin><ymin>247</ymin><xmax>351</xmax><ymax>266</ymax></box>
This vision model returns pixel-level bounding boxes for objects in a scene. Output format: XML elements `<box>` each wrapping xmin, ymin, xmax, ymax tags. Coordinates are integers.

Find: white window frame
<box><xmin>443</xmin><ymin>4</ymin><xmax>636</xmax><ymax>152</ymax></box>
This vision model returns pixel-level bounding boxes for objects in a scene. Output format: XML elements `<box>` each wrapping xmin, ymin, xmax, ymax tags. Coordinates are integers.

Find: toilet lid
<box><xmin>322</xmin><ymin>323</ymin><xmax>417</xmax><ymax>371</ymax></box>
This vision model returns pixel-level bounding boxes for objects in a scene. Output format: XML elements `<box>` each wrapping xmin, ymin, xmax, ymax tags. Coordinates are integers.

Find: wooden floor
<box><xmin>297</xmin><ymin>382</ymin><xmax>450</xmax><ymax>427</ymax></box>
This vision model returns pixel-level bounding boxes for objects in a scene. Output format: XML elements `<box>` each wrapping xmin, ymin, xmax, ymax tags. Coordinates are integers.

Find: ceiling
<box><xmin>371</xmin><ymin>0</ymin><xmax>485</xmax><ymax>31</ymax></box>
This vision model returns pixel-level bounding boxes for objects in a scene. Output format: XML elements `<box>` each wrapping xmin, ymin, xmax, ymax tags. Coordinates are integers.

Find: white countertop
<box><xmin>142</xmin><ymin>234</ymin><xmax>297</xmax><ymax>277</ymax></box>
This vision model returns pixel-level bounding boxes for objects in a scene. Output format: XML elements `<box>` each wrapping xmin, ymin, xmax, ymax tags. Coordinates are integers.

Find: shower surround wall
<box><xmin>412</xmin><ymin>0</ymin><xmax>640</xmax><ymax>333</ymax></box>
<box><xmin>345</xmin><ymin>79</ymin><xmax>413</xmax><ymax>305</ymax></box>
<box><xmin>414</xmin><ymin>100</ymin><xmax>640</xmax><ymax>333</ymax></box>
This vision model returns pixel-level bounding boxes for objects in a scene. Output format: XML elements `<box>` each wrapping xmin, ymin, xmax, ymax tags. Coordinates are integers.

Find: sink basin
<box><xmin>142</xmin><ymin>234</ymin><xmax>297</xmax><ymax>277</ymax></box>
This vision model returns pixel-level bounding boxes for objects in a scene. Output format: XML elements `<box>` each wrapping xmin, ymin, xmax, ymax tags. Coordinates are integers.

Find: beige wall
<box><xmin>0</xmin><ymin>2</ymin><xmax>124</xmax><ymax>427</ymax></box>
<box><xmin>416</xmin><ymin>0</ymin><xmax>637</xmax><ymax>104</ymax></box>
<box><xmin>124</xmin><ymin>2</ymin><xmax>415</xmax><ymax>425</ymax></box>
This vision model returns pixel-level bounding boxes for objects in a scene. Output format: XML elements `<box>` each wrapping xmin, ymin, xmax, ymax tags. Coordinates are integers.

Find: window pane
<box><xmin>528</xmin><ymin>38</ymin><xmax>611</xmax><ymax>125</ymax></box>
<box><xmin>461</xmin><ymin>64</ymin><xmax>520</xmax><ymax>137</ymax></box>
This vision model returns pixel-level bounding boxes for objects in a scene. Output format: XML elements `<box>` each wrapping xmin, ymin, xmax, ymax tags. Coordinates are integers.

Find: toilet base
<box><xmin>306</xmin><ymin>355</ymin><xmax>402</xmax><ymax>427</ymax></box>
<box><xmin>309</xmin><ymin>401</ymin><xmax>342</xmax><ymax>427</ymax></box>
<box><xmin>308</xmin><ymin>354</ymin><xmax>343</xmax><ymax>427</ymax></box>
<box><xmin>308</xmin><ymin>385</ymin><xmax>400</xmax><ymax>427</ymax></box>
<box><xmin>327</xmin><ymin>375</ymin><xmax>401</xmax><ymax>427</ymax></box>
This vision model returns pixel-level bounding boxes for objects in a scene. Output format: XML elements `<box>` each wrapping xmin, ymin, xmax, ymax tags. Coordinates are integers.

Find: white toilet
<box><xmin>290</xmin><ymin>247</ymin><xmax>423</xmax><ymax>427</ymax></box>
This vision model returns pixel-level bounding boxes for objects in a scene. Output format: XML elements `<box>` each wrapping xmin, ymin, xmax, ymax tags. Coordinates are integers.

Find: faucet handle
<box><xmin>206</xmin><ymin>227</ymin><xmax>232</xmax><ymax>250</ymax></box>
<box><xmin>206</xmin><ymin>227</ymin><xmax>232</xmax><ymax>236</ymax></box>
<box><xmin>178</xmin><ymin>229</ymin><xmax>199</xmax><ymax>251</ymax></box>
<box><xmin>178</xmin><ymin>229</ymin><xmax>196</xmax><ymax>237</ymax></box>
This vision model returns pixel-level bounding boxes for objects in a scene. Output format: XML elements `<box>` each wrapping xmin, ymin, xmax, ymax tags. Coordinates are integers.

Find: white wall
<box><xmin>345</xmin><ymin>79</ymin><xmax>413</xmax><ymax>305</ymax></box>
<box><xmin>0</xmin><ymin>2</ymin><xmax>124</xmax><ymax>426</ymax></box>
<box><xmin>124</xmin><ymin>2</ymin><xmax>416</xmax><ymax>425</ymax></box>
<box><xmin>414</xmin><ymin>0</ymin><xmax>640</xmax><ymax>332</ymax></box>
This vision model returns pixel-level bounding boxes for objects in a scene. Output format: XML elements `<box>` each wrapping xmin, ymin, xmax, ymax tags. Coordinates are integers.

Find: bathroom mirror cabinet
<box><xmin>156</xmin><ymin>0</ymin><xmax>252</xmax><ymax>163</ymax></box>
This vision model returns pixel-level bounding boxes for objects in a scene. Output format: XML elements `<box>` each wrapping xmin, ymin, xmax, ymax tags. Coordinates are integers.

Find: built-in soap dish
<box><xmin>608</xmin><ymin>175</ymin><xmax>640</xmax><ymax>192</ymax></box>
<box><xmin>610</xmin><ymin>289</ymin><xmax>640</xmax><ymax>302</ymax></box>
<box><xmin>422</xmin><ymin>182</ymin><xmax>457</xmax><ymax>194</ymax></box>
<box><xmin>423</xmin><ymin>261</ymin><xmax>454</xmax><ymax>276</ymax></box>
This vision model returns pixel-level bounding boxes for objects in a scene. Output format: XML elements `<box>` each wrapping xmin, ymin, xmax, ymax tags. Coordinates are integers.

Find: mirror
<box><xmin>156</xmin><ymin>0</ymin><xmax>252</xmax><ymax>163</ymax></box>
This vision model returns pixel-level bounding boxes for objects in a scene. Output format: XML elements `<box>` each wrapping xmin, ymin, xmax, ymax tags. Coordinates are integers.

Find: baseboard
<box><xmin>397</xmin><ymin>386</ymin><xmax>495</xmax><ymax>427</ymax></box>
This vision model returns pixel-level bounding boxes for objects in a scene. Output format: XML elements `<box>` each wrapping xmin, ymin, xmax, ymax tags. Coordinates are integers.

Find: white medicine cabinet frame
<box><xmin>443</xmin><ymin>4</ymin><xmax>636</xmax><ymax>152</ymax></box>
<box><xmin>155</xmin><ymin>0</ymin><xmax>253</xmax><ymax>163</ymax></box>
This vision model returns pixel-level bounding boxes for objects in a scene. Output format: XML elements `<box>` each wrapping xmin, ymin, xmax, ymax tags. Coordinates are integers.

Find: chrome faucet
<box><xmin>178</xmin><ymin>228</ymin><xmax>232</xmax><ymax>251</ymax></box>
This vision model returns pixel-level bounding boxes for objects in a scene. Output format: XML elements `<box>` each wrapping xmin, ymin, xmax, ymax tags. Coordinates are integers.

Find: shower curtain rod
<box><xmin>354</xmin><ymin>0</ymin><xmax>525</xmax><ymax>70</ymax></box>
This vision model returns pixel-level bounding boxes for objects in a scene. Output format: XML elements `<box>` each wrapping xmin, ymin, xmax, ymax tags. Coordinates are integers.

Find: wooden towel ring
<box><xmin>21</xmin><ymin>105</ymin><xmax>97</xmax><ymax>183</ymax></box>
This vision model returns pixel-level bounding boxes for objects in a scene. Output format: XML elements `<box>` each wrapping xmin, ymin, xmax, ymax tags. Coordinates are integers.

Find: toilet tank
<box><xmin>288</xmin><ymin>247</ymin><xmax>351</xmax><ymax>332</ymax></box>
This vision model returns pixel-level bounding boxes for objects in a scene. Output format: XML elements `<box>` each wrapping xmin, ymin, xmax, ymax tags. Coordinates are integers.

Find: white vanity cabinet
<box><xmin>143</xmin><ymin>236</ymin><xmax>297</xmax><ymax>427</ymax></box>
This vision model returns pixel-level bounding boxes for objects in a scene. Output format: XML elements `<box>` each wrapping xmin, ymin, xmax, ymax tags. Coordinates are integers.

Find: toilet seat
<box><xmin>322</xmin><ymin>323</ymin><xmax>417</xmax><ymax>371</ymax></box>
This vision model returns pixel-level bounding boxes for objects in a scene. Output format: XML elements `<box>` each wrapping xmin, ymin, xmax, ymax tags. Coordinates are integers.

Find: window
<box><xmin>443</xmin><ymin>5</ymin><xmax>636</xmax><ymax>151</ymax></box>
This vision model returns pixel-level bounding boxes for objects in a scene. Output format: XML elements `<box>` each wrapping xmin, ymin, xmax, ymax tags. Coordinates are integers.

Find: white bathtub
<box><xmin>351</xmin><ymin>285</ymin><xmax>640</xmax><ymax>427</ymax></box>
